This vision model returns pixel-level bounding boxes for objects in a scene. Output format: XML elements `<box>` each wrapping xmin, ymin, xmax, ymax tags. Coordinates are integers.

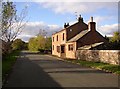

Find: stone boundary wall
<box><xmin>76</xmin><ymin>50</ymin><xmax>120</xmax><ymax>65</ymax></box>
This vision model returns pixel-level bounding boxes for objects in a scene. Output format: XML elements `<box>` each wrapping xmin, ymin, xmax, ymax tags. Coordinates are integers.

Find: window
<box><xmin>53</xmin><ymin>45</ymin><xmax>54</xmax><ymax>50</ymax></box>
<box><xmin>53</xmin><ymin>37</ymin><xmax>54</xmax><ymax>42</ymax></box>
<box><xmin>57</xmin><ymin>35</ymin><xmax>58</xmax><ymax>41</ymax></box>
<box><xmin>57</xmin><ymin>46</ymin><xmax>60</xmax><ymax>53</ymax></box>
<box><xmin>61</xmin><ymin>45</ymin><xmax>65</xmax><ymax>53</ymax></box>
<box><xmin>63</xmin><ymin>33</ymin><xmax>64</xmax><ymax>40</ymax></box>
<box><xmin>68</xmin><ymin>44</ymin><xmax>73</xmax><ymax>51</ymax></box>
<box><xmin>70</xmin><ymin>29</ymin><xmax>72</xmax><ymax>32</ymax></box>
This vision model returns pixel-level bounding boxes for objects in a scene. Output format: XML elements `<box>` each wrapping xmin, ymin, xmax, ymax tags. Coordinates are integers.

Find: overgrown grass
<box><xmin>2</xmin><ymin>50</ymin><xmax>20</xmax><ymax>81</ymax></box>
<box><xmin>64</xmin><ymin>59</ymin><xmax>120</xmax><ymax>75</ymax></box>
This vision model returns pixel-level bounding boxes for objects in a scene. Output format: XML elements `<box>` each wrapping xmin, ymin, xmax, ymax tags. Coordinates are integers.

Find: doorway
<box><xmin>61</xmin><ymin>45</ymin><xmax>66</xmax><ymax>58</ymax></box>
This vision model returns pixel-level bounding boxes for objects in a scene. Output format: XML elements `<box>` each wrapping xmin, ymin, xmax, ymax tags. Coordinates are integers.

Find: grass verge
<box><xmin>64</xmin><ymin>59</ymin><xmax>120</xmax><ymax>75</ymax></box>
<box><xmin>2</xmin><ymin>50</ymin><xmax>20</xmax><ymax>83</ymax></box>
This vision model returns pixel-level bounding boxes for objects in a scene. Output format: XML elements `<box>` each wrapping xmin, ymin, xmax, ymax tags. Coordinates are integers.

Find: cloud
<box><xmin>10</xmin><ymin>0</ymin><xmax>120</xmax><ymax>2</ymax></box>
<box><xmin>31</xmin><ymin>0</ymin><xmax>119</xmax><ymax>3</ymax></box>
<box><xmin>38</xmin><ymin>2</ymin><xmax>117</xmax><ymax>14</ymax></box>
<box><xmin>14</xmin><ymin>12</ymin><xmax>118</xmax><ymax>42</ymax></box>
<box><xmin>87</xmin><ymin>16</ymin><xmax>112</xmax><ymax>23</ymax></box>
<box><xmin>17</xmin><ymin>22</ymin><xmax>62</xmax><ymax>42</ymax></box>
<box><xmin>97</xmin><ymin>23</ymin><xmax>118</xmax><ymax>36</ymax></box>
<box><xmin>17</xmin><ymin>34</ymin><xmax>34</xmax><ymax>42</ymax></box>
<box><xmin>16</xmin><ymin>21</ymin><xmax>118</xmax><ymax>42</ymax></box>
<box><xmin>69</xmin><ymin>18</ymin><xmax>118</xmax><ymax>37</ymax></box>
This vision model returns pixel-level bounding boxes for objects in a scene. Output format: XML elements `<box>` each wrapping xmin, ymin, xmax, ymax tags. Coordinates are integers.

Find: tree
<box><xmin>28</xmin><ymin>36</ymin><xmax>46</xmax><ymax>51</ymax></box>
<box><xmin>106</xmin><ymin>31</ymin><xmax>120</xmax><ymax>50</ymax></box>
<box><xmin>37</xmin><ymin>35</ymin><xmax>46</xmax><ymax>50</ymax></box>
<box><xmin>45</xmin><ymin>37</ymin><xmax>52</xmax><ymax>50</ymax></box>
<box><xmin>11</xmin><ymin>39</ymin><xmax>24</xmax><ymax>50</ymax></box>
<box><xmin>1</xmin><ymin>1</ymin><xmax>27</xmax><ymax>53</ymax></box>
<box><xmin>110</xmin><ymin>32</ymin><xmax>120</xmax><ymax>43</ymax></box>
<box><xmin>28</xmin><ymin>37</ymin><xmax>37</xmax><ymax>51</ymax></box>
<box><xmin>28</xmin><ymin>35</ymin><xmax>52</xmax><ymax>52</ymax></box>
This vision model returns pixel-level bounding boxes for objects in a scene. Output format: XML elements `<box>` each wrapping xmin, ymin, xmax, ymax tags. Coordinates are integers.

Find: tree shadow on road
<box><xmin>32</xmin><ymin>59</ymin><xmax>107</xmax><ymax>74</ymax></box>
<box><xmin>3</xmin><ymin>56</ymin><xmax>62</xmax><ymax>88</ymax></box>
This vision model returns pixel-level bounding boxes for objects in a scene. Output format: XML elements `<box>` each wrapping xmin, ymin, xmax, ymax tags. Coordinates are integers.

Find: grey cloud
<box><xmin>18</xmin><ymin>21</ymin><xmax>118</xmax><ymax>42</ymax></box>
<box><xmin>38</xmin><ymin>2</ymin><xmax>117</xmax><ymax>14</ymax></box>
<box><xmin>18</xmin><ymin>22</ymin><xmax>62</xmax><ymax>42</ymax></box>
<box><xmin>97</xmin><ymin>24</ymin><xmax>118</xmax><ymax>36</ymax></box>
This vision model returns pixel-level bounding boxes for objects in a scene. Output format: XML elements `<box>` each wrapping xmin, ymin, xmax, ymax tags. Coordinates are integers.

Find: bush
<box><xmin>11</xmin><ymin>39</ymin><xmax>27</xmax><ymax>50</ymax></box>
<box><xmin>28</xmin><ymin>35</ymin><xmax>52</xmax><ymax>52</ymax></box>
<box><xmin>2</xmin><ymin>50</ymin><xmax>20</xmax><ymax>81</ymax></box>
<box><xmin>38</xmin><ymin>49</ymin><xmax>44</xmax><ymax>53</ymax></box>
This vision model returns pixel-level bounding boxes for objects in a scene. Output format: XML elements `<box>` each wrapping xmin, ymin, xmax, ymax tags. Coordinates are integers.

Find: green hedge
<box><xmin>2</xmin><ymin>50</ymin><xmax>20</xmax><ymax>81</ymax></box>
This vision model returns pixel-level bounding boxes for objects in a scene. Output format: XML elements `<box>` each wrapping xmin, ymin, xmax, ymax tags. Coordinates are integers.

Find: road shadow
<box><xmin>46</xmin><ymin>69</ymin><xmax>107</xmax><ymax>74</ymax></box>
<box><xmin>3</xmin><ymin>55</ymin><xmax>62</xmax><ymax>87</ymax></box>
<box><xmin>32</xmin><ymin>59</ymin><xmax>108</xmax><ymax>74</ymax></box>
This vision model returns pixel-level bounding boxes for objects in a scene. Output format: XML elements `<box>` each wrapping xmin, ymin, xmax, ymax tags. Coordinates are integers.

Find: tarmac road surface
<box><xmin>3</xmin><ymin>51</ymin><xmax>119</xmax><ymax>88</ymax></box>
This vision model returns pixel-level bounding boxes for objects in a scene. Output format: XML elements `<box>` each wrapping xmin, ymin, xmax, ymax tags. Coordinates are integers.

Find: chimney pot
<box><xmin>64</xmin><ymin>22</ymin><xmax>69</xmax><ymax>28</ymax></box>
<box><xmin>91</xmin><ymin>17</ymin><xmax>93</xmax><ymax>22</ymax></box>
<box><xmin>79</xmin><ymin>15</ymin><xmax>81</xmax><ymax>18</ymax></box>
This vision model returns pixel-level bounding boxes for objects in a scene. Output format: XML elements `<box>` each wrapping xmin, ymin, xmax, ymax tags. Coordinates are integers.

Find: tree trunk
<box><xmin>6</xmin><ymin>41</ymin><xmax>12</xmax><ymax>54</ymax></box>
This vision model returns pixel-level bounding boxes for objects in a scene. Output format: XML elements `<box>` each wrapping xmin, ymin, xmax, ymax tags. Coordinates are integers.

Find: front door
<box><xmin>61</xmin><ymin>45</ymin><xmax>66</xmax><ymax>58</ymax></box>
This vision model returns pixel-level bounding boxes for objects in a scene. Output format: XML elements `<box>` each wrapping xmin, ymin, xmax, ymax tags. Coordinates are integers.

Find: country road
<box><xmin>3</xmin><ymin>51</ymin><xmax>119</xmax><ymax>88</ymax></box>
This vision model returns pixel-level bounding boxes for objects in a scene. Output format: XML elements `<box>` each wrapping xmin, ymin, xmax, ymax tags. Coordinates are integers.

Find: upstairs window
<box><xmin>70</xmin><ymin>29</ymin><xmax>72</xmax><ymax>32</ymax></box>
<box><xmin>63</xmin><ymin>33</ymin><xmax>64</xmax><ymax>41</ymax></box>
<box><xmin>57</xmin><ymin>35</ymin><xmax>58</xmax><ymax>41</ymax></box>
<box><xmin>68</xmin><ymin>44</ymin><xmax>73</xmax><ymax>51</ymax></box>
<box><xmin>53</xmin><ymin>45</ymin><xmax>54</xmax><ymax>50</ymax></box>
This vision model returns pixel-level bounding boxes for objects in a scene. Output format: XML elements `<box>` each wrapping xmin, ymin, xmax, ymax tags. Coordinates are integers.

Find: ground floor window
<box><xmin>68</xmin><ymin>44</ymin><xmax>73</xmax><ymax>51</ymax></box>
<box><xmin>57</xmin><ymin>46</ymin><xmax>60</xmax><ymax>53</ymax></box>
<box><xmin>53</xmin><ymin>45</ymin><xmax>54</xmax><ymax>50</ymax></box>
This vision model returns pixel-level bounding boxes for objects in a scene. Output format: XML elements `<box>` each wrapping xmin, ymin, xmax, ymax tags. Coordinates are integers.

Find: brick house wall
<box><xmin>52</xmin><ymin>16</ymin><xmax>108</xmax><ymax>59</ymax></box>
<box><xmin>65</xmin><ymin>42</ymin><xmax>77</xmax><ymax>59</ymax></box>
<box><xmin>52</xmin><ymin>29</ymin><xmax>66</xmax><ymax>57</ymax></box>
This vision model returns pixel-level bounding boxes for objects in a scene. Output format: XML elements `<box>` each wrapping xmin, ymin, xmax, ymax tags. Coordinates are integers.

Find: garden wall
<box><xmin>76</xmin><ymin>50</ymin><xmax>120</xmax><ymax>65</ymax></box>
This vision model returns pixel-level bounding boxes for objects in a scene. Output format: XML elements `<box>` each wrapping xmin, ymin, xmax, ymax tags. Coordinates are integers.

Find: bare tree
<box><xmin>37</xmin><ymin>29</ymin><xmax>47</xmax><ymax>38</ymax></box>
<box><xmin>0</xmin><ymin>0</ymin><xmax>2</xmax><ymax>37</ymax></box>
<box><xmin>1</xmin><ymin>1</ymin><xmax>28</xmax><ymax>52</ymax></box>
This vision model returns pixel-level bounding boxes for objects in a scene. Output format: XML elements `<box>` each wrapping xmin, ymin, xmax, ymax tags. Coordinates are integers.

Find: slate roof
<box><xmin>67</xmin><ymin>30</ymin><xmax>89</xmax><ymax>42</ymax></box>
<box><xmin>78</xmin><ymin>42</ymin><xmax>104</xmax><ymax>49</ymax></box>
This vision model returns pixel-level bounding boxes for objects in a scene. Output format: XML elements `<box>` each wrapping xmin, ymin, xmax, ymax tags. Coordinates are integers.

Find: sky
<box><xmin>9</xmin><ymin>0</ymin><xmax>119</xmax><ymax>42</ymax></box>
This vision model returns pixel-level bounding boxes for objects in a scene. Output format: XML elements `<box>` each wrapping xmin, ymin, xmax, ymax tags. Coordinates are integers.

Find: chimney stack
<box><xmin>88</xmin><ymin>16</ymin><xmax>96</xmax><ymax>31</ymax></box>
<box><xmin>78</xmin><ymin>15</ymin><xmax>83</xmax><ymax>22</ymax></box>
<box><xmin>64</xmin><ymin>23</ymin><xmax>69</xmax><ymax>28</ymax></box>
